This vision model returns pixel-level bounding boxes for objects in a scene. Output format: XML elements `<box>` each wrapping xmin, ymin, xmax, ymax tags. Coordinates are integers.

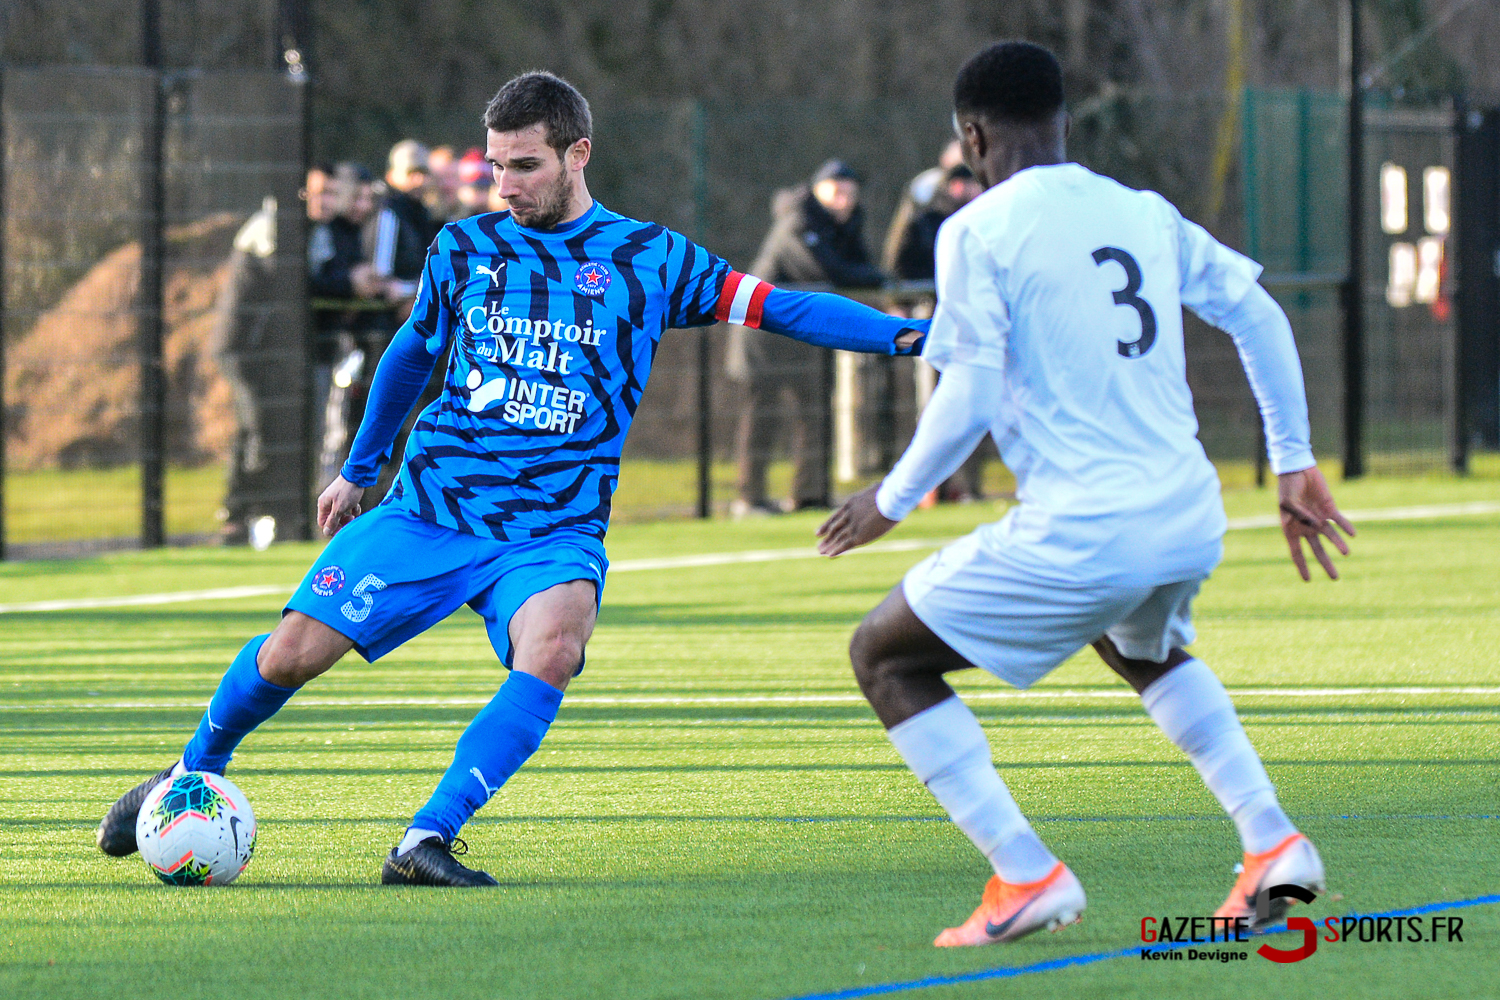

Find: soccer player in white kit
<box><xmin>817</xmin><ymin>41</ymin><xmax>1355</xmax><ymax>947</ymax></box>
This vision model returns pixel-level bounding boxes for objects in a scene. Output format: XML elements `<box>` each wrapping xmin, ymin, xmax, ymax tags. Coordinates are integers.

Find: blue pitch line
<box><xmin>774</xmin><ymin>894</ymin><xmax>1500</xmax><ymax>1000</ymax></box>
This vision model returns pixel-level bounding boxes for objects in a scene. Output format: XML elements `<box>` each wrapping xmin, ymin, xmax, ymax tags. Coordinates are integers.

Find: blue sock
<box><xmin>181</xmin><ymin>634</ymin><xmax>297</xmax><ymax>773</ymax></box>
<box><xmin>410</xmin><ymin>670</ymin><xmax>564</xmax><ymax>841</ymax></box>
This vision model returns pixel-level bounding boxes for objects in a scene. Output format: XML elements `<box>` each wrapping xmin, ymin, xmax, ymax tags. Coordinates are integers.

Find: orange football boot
<box><xmin>1214</xmin><ymin>832</ymin><xmax>1326</xmax><ymax>929</ymax></box>
<box><xmin>934</xmin><ymin>862</ymin><xmax>1086</xmax><ymax>947</ymax></box>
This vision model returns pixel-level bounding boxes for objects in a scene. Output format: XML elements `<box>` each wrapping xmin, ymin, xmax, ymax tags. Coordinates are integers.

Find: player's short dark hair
<box><xmin>483</xmin><ymin>71</ymin><xmax>593</xmax><ymax>153</ymax></box>
<box><xmin>953</xmin><ymin>41</ymin><xmax>1064</xmax><ymax>124</ymax></box>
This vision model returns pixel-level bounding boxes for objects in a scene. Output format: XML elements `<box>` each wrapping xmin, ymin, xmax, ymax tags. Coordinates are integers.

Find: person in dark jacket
<box><xmin>309</xmin><ymin>162</ymin><xmax>387</xmax><ymax>484</ymax></box>
<box><xmin>371</xmin><ymin>140</ymin><xmax>440</xmax><ymax>296</ymax></box>
<box><xmin>728</xmin><ymin>159</ymin><xmax>884</xmax><ymax>515</ymax></box>
<box><xmin>885</xmin><ymin>163</ymin><xmax>981</xmax><ymax>282</ymax></box>
<box><xmin>882</xmin><ymin>160</ymin><xmax>988</xmax><ymax>503</ymax></box>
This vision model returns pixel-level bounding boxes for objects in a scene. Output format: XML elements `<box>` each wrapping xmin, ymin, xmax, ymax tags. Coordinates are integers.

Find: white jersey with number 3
<box><xmin>918</xmin><ymin>162</ymin><xmax>1304</xmax><ymax>586</ymax></box>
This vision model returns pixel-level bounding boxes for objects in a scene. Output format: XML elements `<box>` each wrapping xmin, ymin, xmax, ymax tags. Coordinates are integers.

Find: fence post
<box><xmin>139</xmin><ymin>0</ymin><xmax>167</xmax><ymax>545</ymax></box>
<box><xmin>0</xmin><ymin>66</ymin><xmax>7</xmax><ymax>561</ymax></box>
<box><xmin>1242</xmin><ymin>87</ymin><xmax>1268</xmax><ymax>487</ymax></box>
<box><xmin>1448</xmin><ymin>94</ymin><xmax>1470</xmax><ymax>475</ymax></box>
<box><xmin>691</xmin><ymin>100</ymin><xmax>711</xmax><ymax>519</ymax></box>
<box><xmin>281</xmin><ymin>0</ymin><xmax>316</xmax><ymax>538</ymax></box>
<box><xmin>1342</xmin><ymin>0</ymin><xmax>1366</xmax><ymax>479</ymax></box>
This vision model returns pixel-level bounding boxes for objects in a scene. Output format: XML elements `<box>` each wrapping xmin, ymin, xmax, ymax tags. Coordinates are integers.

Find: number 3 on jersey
<box><xmin>1092</xmin><ymin>247</ymin><xmax>1157</xmax><ymax>358</ymax></box>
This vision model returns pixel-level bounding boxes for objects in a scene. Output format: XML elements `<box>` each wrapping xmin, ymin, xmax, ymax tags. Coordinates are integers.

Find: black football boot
<box><xmin>381</xmin><ymin>836</ymin><xmax>499</xmax><ymax>887</ymax></box>
<box><xmin>96</xmin><ymin>763</ymin><xmax>179</xmax><ymax>856</ymax></box>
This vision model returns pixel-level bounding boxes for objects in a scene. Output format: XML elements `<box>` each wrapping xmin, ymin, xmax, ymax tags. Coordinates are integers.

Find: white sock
<box><xmin>396</xmin><ymin>827</ymin><xmax>444</xmax><ymax>856</ymax></box>
<box><xmin>1141</xmin><ymin>659</ymin><xmax>1298</xmax><ymax>854</ymax></box>
<box><xmin>887</xmin><ymin>696</ymin><xmax>1058</xmax><ymax>884</ymax></box>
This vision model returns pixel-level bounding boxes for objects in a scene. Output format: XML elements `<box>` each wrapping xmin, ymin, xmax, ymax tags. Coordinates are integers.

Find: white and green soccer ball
<box><xmin>135</xmin><ymin>771</ymin><xmax>256</xmax><ymax>886</ymax></box>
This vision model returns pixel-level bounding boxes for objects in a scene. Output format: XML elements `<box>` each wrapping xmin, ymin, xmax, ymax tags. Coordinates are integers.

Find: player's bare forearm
<box><xmin>818</xmin><ymin>483</ymin><xmax>899</xmax><ymax>557</ymax></box>
<box><xmin>1276</xmin><ymin>466</ymin><xmax>1355</xmax><ymax>581</ymax></box>
<box><xmin>317</xmin><ymin>476</ymin><xmax>364</xmax><ymax>538</ymax></box>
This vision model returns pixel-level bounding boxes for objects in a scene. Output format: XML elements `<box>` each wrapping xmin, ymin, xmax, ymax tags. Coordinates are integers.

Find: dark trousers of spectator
<box><xmin>218</xmin><ymin>350</ymin><xmax>268</xmax><ymax>540</ymax></box>
<box><xmin>734</xmin><ymin>335</ymin><xmax>830</xmax><ymax>509</ymax></box>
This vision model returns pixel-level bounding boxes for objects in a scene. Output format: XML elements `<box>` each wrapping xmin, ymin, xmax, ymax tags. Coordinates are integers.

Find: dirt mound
<box><xmin>5</xmin><ymin>214</ymin><xmax>242</xmax><ymax>469</ymax></box>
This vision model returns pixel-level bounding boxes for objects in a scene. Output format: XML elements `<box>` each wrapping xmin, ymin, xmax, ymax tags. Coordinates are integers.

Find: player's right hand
<box><xmin>818</xmin><ymin>483</ymin><xmax>899</xmax><ymax>557</ymax></box>
<box><xmin>317</xmin><ymin>476</ymin><xmax>364</xmax><ymax>538</ymax></box>
<box><xmin>1277</xmin><ymin>466</ymin><xmax>1355</xmax><ymax>581</ymax></box>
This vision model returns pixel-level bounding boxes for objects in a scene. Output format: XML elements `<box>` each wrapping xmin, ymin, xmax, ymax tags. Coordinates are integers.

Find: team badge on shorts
<box><xmin>574</xmin><ymin>261</ymin><xmax>612</xmax><ymax>297</ymax></box>
<box><xmin>311</xmin><ymin>565</ymin><xmax>345</xmax><ymax>597</ymax></box>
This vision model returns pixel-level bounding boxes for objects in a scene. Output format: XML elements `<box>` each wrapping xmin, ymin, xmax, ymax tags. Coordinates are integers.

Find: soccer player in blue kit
<box><xmin>96</xmin><ymin>72</ymin><xmax>926</xmax><ymax>886</ymax></box>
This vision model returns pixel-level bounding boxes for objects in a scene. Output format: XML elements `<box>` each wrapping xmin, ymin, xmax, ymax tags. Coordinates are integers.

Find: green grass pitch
<box><xmin>0</xmin><ymin>472</ymin><xmax>1496</xmax><ymax>999</ymax></box>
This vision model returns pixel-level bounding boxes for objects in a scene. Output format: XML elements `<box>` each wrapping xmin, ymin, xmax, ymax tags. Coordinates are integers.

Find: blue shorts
<box><xmin>286</xmin><ymin>505</ymin><xmax>608</xmax><ymax>667</ymax></box>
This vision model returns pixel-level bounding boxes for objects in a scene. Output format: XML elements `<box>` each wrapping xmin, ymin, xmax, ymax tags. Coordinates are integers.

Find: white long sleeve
<box><xmin>1206</xmin><ymin>283</ymin><xmax>1315</xmax><ymax>475</ymax></box>
<box><xmin>875</xmin><ymin>362</ymin><xmax>1005</xmax><ymax>521</ymax></box>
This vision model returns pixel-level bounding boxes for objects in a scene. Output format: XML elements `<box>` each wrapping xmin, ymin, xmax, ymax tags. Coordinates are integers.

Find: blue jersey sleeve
<box><xmin>339</xmin><ymin>240</ymin><xmax>452</xmax><ymax>486</ymax></box>
<box><xmin>663</xmin><ymin>232</ymin><xmax>926</xmax><ymax>354</ymax></box>
<box><xmin>662</xmin><ymin>232</ymin><xmax>734</xmax><ymax>329</ymax></box>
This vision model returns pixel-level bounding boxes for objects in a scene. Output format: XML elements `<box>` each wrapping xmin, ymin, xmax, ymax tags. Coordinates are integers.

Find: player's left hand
<box><xmin>1277</xmin><ymin>466</ymin><xmax>1355</xmax><ymax>581</ymax></box>
<box><xmin>817</xmin><ymin>483</ymin><xmax>899</xmax><ymax>557</ymax></box>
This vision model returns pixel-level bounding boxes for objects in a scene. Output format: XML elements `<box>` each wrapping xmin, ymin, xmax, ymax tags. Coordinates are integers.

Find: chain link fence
<box><xmin>1</xmin><ymin>66</ymin><xmax>307</xmax><ymax>558</ymax></box>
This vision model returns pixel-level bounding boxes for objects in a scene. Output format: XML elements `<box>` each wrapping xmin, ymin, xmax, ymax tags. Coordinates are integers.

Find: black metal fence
<box><xmin>0</xmin><ymin>66</ymin><xmax>307</xmax><ymax>559</ymax></box>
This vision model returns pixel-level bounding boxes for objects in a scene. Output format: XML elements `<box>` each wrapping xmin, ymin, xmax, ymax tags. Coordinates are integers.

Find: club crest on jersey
<box><xmin>574</xmin><ymin>261</ymin><xmax>612</xmax><ymax>297</ymax></box>
<box><xmin>311</xmin><ymin>565</ymin><xmax>345</xmax><ymax>597</ymax></box>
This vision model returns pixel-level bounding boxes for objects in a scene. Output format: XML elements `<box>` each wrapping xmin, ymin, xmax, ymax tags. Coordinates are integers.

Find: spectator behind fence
<box><xmin>884</xmin><ymin>163</ymin><xmax>981</xmax><ymax>282</ymax></box>
<box><xmin>883</xmin><ymin>153</ymin><xmax>988</xmax><ymax>503</ymax></box>
<box><xmin>309</xmin><ymin>162</ymin><xmax>387</xmax><ymax>485</ymax></box>
<box><xmin>213</xmin><ymin>194</ymin><xmax>284</xmax><ymax>545</ymax></box>
<box><xmin>360</xmin><ymin>141</ymin><xmax>450</xmax><ymax>504</ymax></box>
<box><xmin>727</xmin><ymin>158</ymin><xmax>884</xmax><ymax>517</ymax></box>
<box><xmin>454</xmin><ymin>148</ymin><xmax>494</xmax><ymax>217</ymax></box>
<box><xmin>424</xmin><ymin>144</ymin><xmax>463</xmax><ymax>222</ymax></box>
<box><xmin>373</xmin><ymin>139</ymin><xmax>440</xmax><ymax>301</ymax></box>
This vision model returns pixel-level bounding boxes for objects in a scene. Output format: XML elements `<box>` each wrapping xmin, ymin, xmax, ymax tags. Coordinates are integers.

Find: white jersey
<box><xmin>880</xmin><ymin>162</ymin><xmax>1312</xmax><ymax>586</ymax></box>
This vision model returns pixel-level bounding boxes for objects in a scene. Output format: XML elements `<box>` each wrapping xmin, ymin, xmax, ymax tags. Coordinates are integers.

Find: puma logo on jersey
<box><xmin>475</xmin><ymin>261</ymin><xmax>505</xmax><ymax>285</ymax></box>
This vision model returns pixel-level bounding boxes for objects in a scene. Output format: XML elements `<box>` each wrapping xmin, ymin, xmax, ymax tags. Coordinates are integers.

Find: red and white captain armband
<box><xmin>714</xmin><ymin>271</ymin><xmax>774</xmax><ymax>329</ymax></box>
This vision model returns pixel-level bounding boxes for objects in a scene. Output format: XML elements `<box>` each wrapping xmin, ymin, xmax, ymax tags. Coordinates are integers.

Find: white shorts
<box><xmin>902</xmin><ymin>531</ymin><xmax>1205</xmax><ymax>689</ymax></box>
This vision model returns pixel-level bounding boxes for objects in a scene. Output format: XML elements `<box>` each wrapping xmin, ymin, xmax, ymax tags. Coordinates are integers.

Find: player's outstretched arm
<box><xmin>711</xmin><ymin>272</ymin><xmax>926</xmax><ymax>355</ymax></box>
<box><xmin>1278</xmin><ymin>466</ymin><xmax>1355</xmax><ymax>581</ymax></box>
<box><xmin>819</xmin><ymin>361</ymin><xmax>999</xmax><ymax>557</ymax></box>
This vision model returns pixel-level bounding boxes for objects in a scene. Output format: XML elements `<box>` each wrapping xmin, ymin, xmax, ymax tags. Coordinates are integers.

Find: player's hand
<box><xmin>817</xmin><ymin>483</ymin><xmax>899</xmax><ymax>557</ymax></box>
<box><xmin>317</xmin><ymin>476</ymin><xmax>364</xmax><ymax>538</ymax></box>
<box><xmin>1277</xmin><ymin>466</ymin><xmax>1355</xmax><ymax>581</ymax></box>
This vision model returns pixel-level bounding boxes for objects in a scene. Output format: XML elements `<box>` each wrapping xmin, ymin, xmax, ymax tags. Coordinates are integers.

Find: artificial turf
<box><xmin>0</xmin><ymin>472</ymin><xmax>1496</xmax><ymax>999</ymax></box>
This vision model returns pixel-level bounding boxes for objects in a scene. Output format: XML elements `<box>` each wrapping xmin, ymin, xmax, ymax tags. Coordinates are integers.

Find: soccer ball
<box><xmin>135</xmin><ymin>771</ymin><xmax>256</xmax><ymax>886</ymax></box>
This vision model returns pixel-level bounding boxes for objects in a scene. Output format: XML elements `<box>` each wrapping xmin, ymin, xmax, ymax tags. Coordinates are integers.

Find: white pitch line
<box><xmin>2</xmin><ymin>686</ymin><xmax>1498</xmax><ymax>711</ymax></box>
<box><xmin>3</xmin><ymin>500</ymin><xmax>1498</xmax><ymax>615</ymax></box>
<box><xmin>0</xmin><ymin>584</ymin><xmax>289</xmax><ymax>614</ymax></box>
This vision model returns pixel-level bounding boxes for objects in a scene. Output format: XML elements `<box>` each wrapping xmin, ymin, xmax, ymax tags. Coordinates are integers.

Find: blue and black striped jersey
<box><xmin>343</xmin><ymin>200</ymin><xmax>925</xmax><ymax>543</ymax></box>
<box><xmin>381</xmin><ymin>202</ymin><xmax>733</xmax><ymax>541</ymax></box>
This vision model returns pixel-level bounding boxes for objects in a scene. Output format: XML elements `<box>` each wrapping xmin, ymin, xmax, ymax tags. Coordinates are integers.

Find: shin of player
<box><xmin>391</xmin><ymin>579</ymin><xmax>594</xmax><ymax>873</ymax></box>
<box><xmin>849</xmin><ymin>587</ymin><xmax>1085</xmax><ymax>948</ymax></box>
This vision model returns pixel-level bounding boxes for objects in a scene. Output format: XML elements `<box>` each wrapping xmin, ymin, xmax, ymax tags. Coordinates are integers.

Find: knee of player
<box><xmin>526</xmin><ymin>631</ymin><xmax>585</xmax><ymax>674</ymax></box>
<box><xmin>260</xmin><ymin>615</ymin><xmax>346</xmax><ymax>685</ymax></box>
<box><xmin>848</xmin><ymin>618</ymin><xmax>889</xmax><ymax>686</ymax></box>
